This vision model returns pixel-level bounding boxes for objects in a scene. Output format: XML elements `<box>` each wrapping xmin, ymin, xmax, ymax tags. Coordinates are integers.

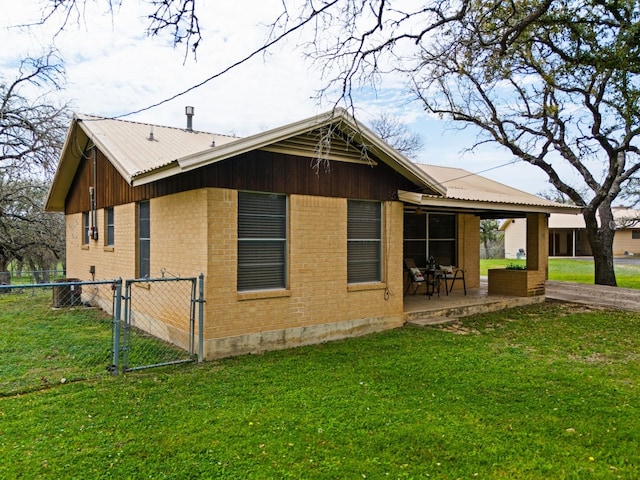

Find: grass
<box><xmin>0</xmin><ymin>290</ymin><xmax>191</xmax><ymax>396</ymax></box>
<box><xmin>481</xmin><ymin>258</ymin><xmax>640</xmax><ymax>289</ymax></box>
<box><xmin>1</xmin><ymin>296</ymin><xmax>639</xmax><ymax>478</ymax></box>
<box><xmin>0</xmin><ymin>291</ymin><xmax>113</xmax><ymax>395</ymax></box>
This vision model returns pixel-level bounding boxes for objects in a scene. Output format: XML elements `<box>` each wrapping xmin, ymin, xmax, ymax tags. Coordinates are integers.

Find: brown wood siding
<box><xmin>65</xmin><ymin>147</ymin><xmax>420</xmax><ymax>214</ymax></box>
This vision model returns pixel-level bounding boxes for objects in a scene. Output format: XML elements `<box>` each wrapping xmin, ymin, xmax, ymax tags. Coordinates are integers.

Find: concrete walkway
<box><xmin>545</xmin><ymin>280</ymin><xmax>640</xmax><ymax>312</ymax></box>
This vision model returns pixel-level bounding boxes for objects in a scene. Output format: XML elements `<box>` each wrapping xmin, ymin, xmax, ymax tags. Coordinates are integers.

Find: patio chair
<box><xmin>439</xmin><ymin>264</ymin><xmax>467</xmax><ymax>295</ymax></box>
<box><xmin>404</xmin><ymin>258</ymin><xmax>425</xmax><ymax>296</ymax></box>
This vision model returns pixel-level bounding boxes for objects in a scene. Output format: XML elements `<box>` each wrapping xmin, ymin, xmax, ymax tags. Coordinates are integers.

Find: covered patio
<box><xmin>399</xmin><ymin>164</ymin><xmax>582</xmax><ymax>301</ymax></box>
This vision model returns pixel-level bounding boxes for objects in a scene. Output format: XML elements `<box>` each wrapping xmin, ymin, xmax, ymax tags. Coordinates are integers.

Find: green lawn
<box><xmin>481</xmin><ymin>258</ymin><xmax>640</xmax><ymax>289</ymax></box>
<box><xmin>0</xmin><ymin>291</ymin><xmax>113</xmax><ymax>395</ymax></box>
<box><xmin>1</xmin><ymin>296</ymin><xmax>639</xmax><ymax>478</ymax></box>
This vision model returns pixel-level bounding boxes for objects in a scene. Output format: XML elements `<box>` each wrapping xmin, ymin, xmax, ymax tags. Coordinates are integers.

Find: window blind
<box><xmin>138</xmin><ymin>201</ymin><xmax>150</xmax><ymax>278</ymax></box>
<box><xmin>238</xmin><ymin>192</ymin><xmax>287</xmax><ymax>291</ymax></box>
<box><xmin>347</xmin><ymin>200</ymin><xmax>381</xmax><ymax>283</ymax></box>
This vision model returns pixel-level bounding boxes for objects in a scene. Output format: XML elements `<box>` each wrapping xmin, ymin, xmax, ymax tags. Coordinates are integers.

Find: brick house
<box><xmin>46</xmin><ymin>108</ymin><xmax>578</xmax><ymax>358</ymax></box>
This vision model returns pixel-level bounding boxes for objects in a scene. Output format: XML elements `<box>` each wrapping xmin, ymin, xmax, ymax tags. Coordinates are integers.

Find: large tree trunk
<box><xmin>583</xmin><ymin>202</ymin><xmax>617</xmax><ymax>286</ymax></box>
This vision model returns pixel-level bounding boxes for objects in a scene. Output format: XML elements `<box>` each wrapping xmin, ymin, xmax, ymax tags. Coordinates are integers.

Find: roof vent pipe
<box><xmin>185</xmin><ymin>106</ymin><xmax>194</xmax><ymax>131</ymax></box>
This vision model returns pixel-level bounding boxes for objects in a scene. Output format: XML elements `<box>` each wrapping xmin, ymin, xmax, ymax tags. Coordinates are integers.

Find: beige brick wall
<box><xmin>67</xmin><ymin>191</ymin><xmax>208</xmax><ymax>281</ymax></box>
<box><xmin>203</xmin><ymin>191</ymin><xmax>405</xmax><ymax>357</ymax></box>
<box><xmin>66</xmin><ymin>204</ymin><xmax>138</xmax><ymax>282</ymax></box>
<box><xmin>457</xmin><ymin>214</ymin><xmax>480</xmax><ymax>290</ymax></box>
<box><xmin>488</xmin><ymin>268</ymin><xmax>546</xmax><ymax>296</ymax></box>
<box><xmin>151</xmin><ymin>190</ymin><xmax>208</xmax><ymax>278</ymax></box>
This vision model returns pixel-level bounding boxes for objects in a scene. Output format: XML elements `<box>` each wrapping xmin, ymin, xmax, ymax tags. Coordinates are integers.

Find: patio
<box><xmin>403</xmin><ymin>278</ymin><xmax>544</xmax><ymax>326</ymax></box>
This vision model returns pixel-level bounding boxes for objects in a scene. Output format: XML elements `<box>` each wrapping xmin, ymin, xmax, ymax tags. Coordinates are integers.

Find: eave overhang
<box><xmin>398</xmin><ymin>190</ymin><xmax>583</xmax><ymax>216</ymax></box>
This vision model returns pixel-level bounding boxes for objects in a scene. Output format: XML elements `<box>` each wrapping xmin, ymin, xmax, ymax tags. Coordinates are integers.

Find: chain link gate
<box><xmin>111</xmin><ymin>274</ymin><xmax>204</xmax><ymax>374</ymax></box>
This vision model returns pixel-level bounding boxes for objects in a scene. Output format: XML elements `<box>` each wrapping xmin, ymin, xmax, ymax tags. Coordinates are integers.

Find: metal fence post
<box><xmin>189</xmin><ymin>278</ymin><xmax>196</xmax><ymax>357</ymax></box>
<box><xmin>123</xmin><ymin>280</ymin><xmax>132</xmax><ymax>372</ymax></box>
<box><xmin>111</xmin><ymin>278</ymin><xmax>122</xmax><ymax>375</ymax></box>
<box><xmin>198</xmin><ymin>272</ymin><xmax>205</xmax><ymax>363</ymax></box>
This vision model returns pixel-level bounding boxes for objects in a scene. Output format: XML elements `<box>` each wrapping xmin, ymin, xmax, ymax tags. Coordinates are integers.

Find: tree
<box><xmin>369</xmin><ymin>113</ymin><xmax>423</xmax><ymax>160</ymax></box>
<box><xmin>406</xmin><ymin>1</ymin><xmax>640</xmax><ymax>286</ymax></box>
<box><xmin>272</xmin><ymin>0</ymin><xmax>639</xmax><ymax>286</ymax></box>
<box><xmin>479</xmin><ymin>219</ymin><xmax>503</xmax><ymax>259</ymax></box>
<box><xmin>33</xmin><ymin>1</ymin><xmax>640</xmax><ymax>286</ymax></box>
<box><xmin>1</xmin><ymin>52</ymin><xmax>68</xmax><ymax>172</ymax></box>
<box><xmin>619</xmin><ymin>179</ymin><xmax>640</xmax><ymax>207</ymax></box>
<box><xmin>0</xmin><ymin>53</ymin><xmax>68</xmax><ymax>275</ymax></box>
<box><xmin>0</xmin><ymin>171</ymin><xmax>65</xmax><ymax>277</ymax></box>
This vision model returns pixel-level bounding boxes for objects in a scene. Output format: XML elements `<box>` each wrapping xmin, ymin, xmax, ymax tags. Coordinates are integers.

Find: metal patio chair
<box><xmin>404</xmin><ymin>258</ymin><xmax>425</xmax><ymax>296</ymax></box>
<box><xmin>438</xmin><ymin>264</ymin><xmax>467</xmax><ymax>295</ymax></box>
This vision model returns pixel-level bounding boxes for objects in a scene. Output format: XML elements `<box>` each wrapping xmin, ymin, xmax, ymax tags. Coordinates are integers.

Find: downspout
<box><xmin>90</xmin><ymin>147</ymin><xmax>99</xmax><ymax>240</ymax></box>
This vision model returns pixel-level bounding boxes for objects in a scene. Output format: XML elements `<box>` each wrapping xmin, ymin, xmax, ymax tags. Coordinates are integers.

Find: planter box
<box><xmin>488</xmin><ymin>269</ymin><xmax>546</xmax><ymax>297</ymax></box>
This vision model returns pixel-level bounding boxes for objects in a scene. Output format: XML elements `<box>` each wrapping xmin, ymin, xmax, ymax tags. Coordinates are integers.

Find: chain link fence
<box><xmin>0</xmin><ymin>274</ymin><xmax>204</xmax><ymax>396</ymax></box>
<box><xmin>1</xmin><ymin>268</ymin><xmax>67</xmax><ymax>285</ymax></box>
<box><xmin>114</xmin><ymin>276</ymin><xmax>202</xmax><ymax>373</ymax></box>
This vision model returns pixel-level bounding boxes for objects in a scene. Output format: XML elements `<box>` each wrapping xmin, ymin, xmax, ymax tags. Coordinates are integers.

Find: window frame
<box><xmin>632</xmin><ymin>229</ymin><xmax>640</xmax><ymax>240</ymax></box>
<box><xmin>237</xmin><ymin>191</ymin><xmax>288</xmax><ymax>292</ymax></box>
<box><xmin>105</xmin><ymin>207</ymin><xmax>115</xmax><ymax>246</ymax></box>
<box><xmin>82</xmin><ymin>211</ymin><xmax>90</xmax><ymax>245</ymax></box>
<box><xmin>347</xmin><ymin>199</ymin><xmax>382</xmax><ymax>284</ymax></box>
<box><xmin>403</xmin><ymin>211</ymin><xmax>457</xmax><ymax>267</ymax></box>
<box><xmin>138</xmin><ymin>201</ymin><xmax>150</xmax><ymax>278</ymax></box>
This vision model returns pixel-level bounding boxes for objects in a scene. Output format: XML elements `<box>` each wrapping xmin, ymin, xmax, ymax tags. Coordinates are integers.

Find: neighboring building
<box><xmin>502</xmin><ymin>207</ymin><xmax>640</xmax><ymax>258</ymax></box>
<box><xmin>46</xmin><ymin>108</ymin><xmax>577</xmax><ymax>358</ymax></box>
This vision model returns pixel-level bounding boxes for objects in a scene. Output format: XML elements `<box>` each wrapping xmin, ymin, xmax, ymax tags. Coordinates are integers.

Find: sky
<box><xmin>0</xmin><ymin>0</ymin><xmax>554</xmax><ymax>195</ymax></box>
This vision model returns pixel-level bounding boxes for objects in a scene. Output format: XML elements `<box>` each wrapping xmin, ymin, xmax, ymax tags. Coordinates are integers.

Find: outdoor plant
<box><xmin>506</xmin><ymin>262</ymin><xmax>527</xmax><ymax>270</ymax></box>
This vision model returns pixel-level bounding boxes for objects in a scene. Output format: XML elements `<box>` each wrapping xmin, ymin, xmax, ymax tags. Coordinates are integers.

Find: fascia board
<box><xmin>75</xmin><ymin>117</ymin><xmax>134</xmax><ymax>185</ymax></box>
<box><xmin>399</xmin><ymin>190</ymin><xmax>583</xmax><ymax>214</ymax></box>
<box><xmin>131</xmin><ymin>162</ymin><xmax>181</xmax><ymax>187</ymax></box>
<box><xmin>45</xmin><ymin>118</ymin><xmax>84</xmax><ymax>212</ymax></box>
<box><xmin>421</xmin><ymin>197</ymin><xmax>582</xmax><ymax>214</ymax></box>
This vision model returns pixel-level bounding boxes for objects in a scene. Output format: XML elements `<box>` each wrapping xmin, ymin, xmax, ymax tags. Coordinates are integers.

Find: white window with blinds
<box><xmin>237</xmin><ymin>192</ymin><xmax>287</xmax><ymax>291</ymax></box>
<box><xmin>347</xmin><ymin>200</ymin><xmax>382</xmax><ymax>284</ymax></box>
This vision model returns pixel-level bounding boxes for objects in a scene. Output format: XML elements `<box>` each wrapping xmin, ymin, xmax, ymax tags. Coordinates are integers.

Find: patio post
<box><xmin>526</xmin><ymin>213</ymin><xmax>549</xmax><ymax>278</ymax></box>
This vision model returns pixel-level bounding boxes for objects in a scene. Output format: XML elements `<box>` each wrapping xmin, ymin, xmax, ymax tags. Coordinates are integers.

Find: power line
<box><xmin>112</xmin><ymin>0</ymin><xmax>340</xmax><ymax>119</ymax></box>
<box><xmin>437</xmin><ymin>158</ymin><xmax>522</xmax><ymax>184</ymax></box>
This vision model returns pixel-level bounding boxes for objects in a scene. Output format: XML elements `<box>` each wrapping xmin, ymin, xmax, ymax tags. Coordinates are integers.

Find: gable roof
<box><xmin>46</xmin><ymin>108</ymin><xmax>444</xmax><ymax>211</ymax></box>
<box><xmin>399</xmin><ymin>165</ymin><xmax>581</xmax><ymax>216</ymax></box>
<box><xmin>46</xmin><ymin>108</ymin><xmax>579</xmax><ymax>217</ymax></box>
<box><xmin>46</xmin><ymin>113</ymin><xmax>239</xmax><ymax>211</ymax></box>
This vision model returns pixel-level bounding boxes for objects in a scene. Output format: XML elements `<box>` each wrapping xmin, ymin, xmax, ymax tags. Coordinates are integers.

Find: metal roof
<box><xmin>75</xmin><ymin>114</ymin><xmax>238</xmax><ymax>181</ymax></box>
<box><xmin>399</xmin><ymin>164</ymin><xmax>581</xmax><ymax>215</ymax></box>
